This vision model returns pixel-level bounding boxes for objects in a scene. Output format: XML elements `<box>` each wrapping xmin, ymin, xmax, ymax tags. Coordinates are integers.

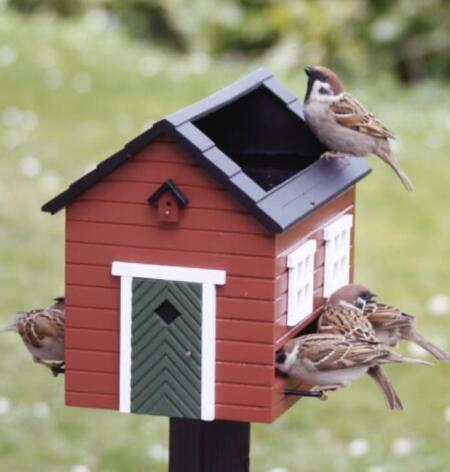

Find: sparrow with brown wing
<box><xmin>318</xmin><ymin>289</ymin><xmax>404</xmax><ymax>410</ymax></box>
<box><xmin>1</xmin><ymin>297</ymin><xmax>65</xmax><ymax>376</ymax></box>
<box><xmin>336</xmin><ymin>284</ymin><xmax>450</xmax><ymax>361</ymax></box>
<box><xmin>303</xmin><ymin>65</ymin><xmax>414</xmax><ymax>191</ymax></box>
<box><xmin>275</xmin><ymin>332</ymin><xmax>430</xmax><ymax>403</ymax></box>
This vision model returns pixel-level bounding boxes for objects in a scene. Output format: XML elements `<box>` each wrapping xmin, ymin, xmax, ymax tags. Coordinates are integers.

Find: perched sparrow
<box><xmin>318</xmin><ymin>291</ymin><xmax>403</xmax><ymax>410</ymax></box>
<box><xmin>303</xmin><ymin>65</ymin><xmax>414</xmax><ymax>191</ymax></box>
<box><xmin>334</xmin><ymin>284</ymin><xmax>450</xmax><ymax>361</ymax></box>
<box><xmin>275</xmin><ymin>333</ymin><xmax>429</xmax><ymax>403</ymax></box>
<box><xmin>1</xmin><ymin>297</ymin><xmax>65</xmax><ymax>376</ymax></box>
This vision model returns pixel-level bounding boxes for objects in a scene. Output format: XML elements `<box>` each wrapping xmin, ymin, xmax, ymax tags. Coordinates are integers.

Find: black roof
<box><xmin>42</xmin><ymin>67</ymin><xmax>371</xmax><ymax>233</ymax></box>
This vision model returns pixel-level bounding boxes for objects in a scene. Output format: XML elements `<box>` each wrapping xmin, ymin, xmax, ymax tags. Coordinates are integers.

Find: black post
<box><xmin>169</xmin><ymin>418</ymin><xmax>250</xmax><ymax>472</ymax></box>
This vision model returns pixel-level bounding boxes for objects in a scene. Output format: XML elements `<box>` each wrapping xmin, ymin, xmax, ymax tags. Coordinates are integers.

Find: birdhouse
<box><xmin>42</xmin><ymin>68</ymin><xmax>371</xmax><ymax>423</ymax></box>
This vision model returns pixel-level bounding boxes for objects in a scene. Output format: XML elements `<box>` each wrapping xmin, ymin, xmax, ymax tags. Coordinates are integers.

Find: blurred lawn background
<box><xmin>0</xmin><ymin>2</ymin><xmax>450</xmax><ymax>471</ymax></box>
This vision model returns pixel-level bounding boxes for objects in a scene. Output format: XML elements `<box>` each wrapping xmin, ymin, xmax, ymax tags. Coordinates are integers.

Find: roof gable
<box><xmin>42</xmin><ymin>68</ymin><xmax>371</xmax><ymax>232</ymax></box>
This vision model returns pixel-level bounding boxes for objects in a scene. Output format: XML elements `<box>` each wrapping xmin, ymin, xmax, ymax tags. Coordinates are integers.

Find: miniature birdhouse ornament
<box><xmin>148</xmin><ymin>179</ymin><xmax>189</xmax><ymax>224</ymax></box>
<box><xmin>42</xmin><ymin>68</ymin><xmax>371</xmax><ymax>424</ymax></box>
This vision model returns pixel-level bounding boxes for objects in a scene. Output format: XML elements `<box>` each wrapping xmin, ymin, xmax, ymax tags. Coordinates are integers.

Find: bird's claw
<box><xmin>320</xmin><ymin>151</ymin><xmax>348</xmax><ymax>162</ymax></box>
<box><xmin>50</xmin><ymin>362</ymin><xmax>66</xmax><ymax>377</ymax></box>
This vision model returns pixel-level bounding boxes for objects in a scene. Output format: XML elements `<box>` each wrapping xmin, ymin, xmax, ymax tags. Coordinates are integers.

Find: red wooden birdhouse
<box><xmin>42</xmin><ymin>68</ymin><xmax>371</xmax><ymax>423</ymax></box>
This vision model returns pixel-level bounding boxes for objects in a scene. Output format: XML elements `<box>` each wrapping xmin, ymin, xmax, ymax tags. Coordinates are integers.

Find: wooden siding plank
<box><xmin>217</xmin><ymin>320</ymin><xmax>274</xmax><ymax>344</ymax></box>
<box><xmin>66</xmin><ymin>371</ymin><xmax>118</xmax><ymax>394</ymax></box>
<box><xmin>216</xmin><ymin>362</ymin><xmax>273</xmax><ymax>386</ymax></box>
<box><xmin>78</xmin><ymin>182</ymin><xmax>245</xmax><ymax>212</ymax></box>
<box><xmin>66</xmin><ymin>349</ymin><xmax>119</xmax><ymax>373</ymax></box>
<box><xmin>67</xmin><ymin>221</ymin><xmax>274</xmax><ymax>258</ymax></box>
<box><xmin>66</xmin><ymin>392</ymin><xmax>118</xmax><ymax>410</ymax></box>
<box><xmin>66</xmin><ymin>264</ymin><xmax>275</xmax><ymax>301</ymax></box>
<box><xmin>66</xmin><ymin>285</ymin><xmax>276</xmax><ymax>322</ymax></box>
<box><xmin>66</xmin><ymin>306</ymin><xmax>119</xmax><ymax>330</ymax></box>
<box><xmin>216</xmin><ymin>341</ymin><xmax>273</xmax><ymax>365</ymax></box>
<box><xmin>216</xmin><ymin>383</ymin><xmax>273</xmax><ymax>408</ymax></box>
<box><xmin>215</xmin><ymin>404</ymin><xmax>272</xmax><ymax>423</ymax></box>
<box><xmin>66</xmin><ymin>327</ymin><xmax>119</xmax><ymax>352</ymax></box>
<box><xmin>68</xmin><ymin>201</ymin><xmax>266</xmax><ymax>235</ymax></box>
<box><xmin>66</xmin><ymin>243</ymin><xmax>276</xmax><ymax>279</ymax></box>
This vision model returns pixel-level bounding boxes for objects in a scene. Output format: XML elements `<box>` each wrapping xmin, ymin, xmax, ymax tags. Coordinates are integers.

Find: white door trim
<box><xmin>112</xmin><ymin>262</ymin><xmax>226</xmax><ymax>421</ymax></box>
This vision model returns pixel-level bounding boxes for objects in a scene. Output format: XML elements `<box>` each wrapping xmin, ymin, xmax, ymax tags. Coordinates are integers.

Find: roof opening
<box><xmin>194</xmin><ymin>86</ymin><xmax>325</xmax><ymax>191</ymax></box>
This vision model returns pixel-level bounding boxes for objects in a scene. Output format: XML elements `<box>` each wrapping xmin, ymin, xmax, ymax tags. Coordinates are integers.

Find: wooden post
<box><xmin>169</xmin><ymin>418</ymin><xmax>250</xmax><ymax>472</ymax></box>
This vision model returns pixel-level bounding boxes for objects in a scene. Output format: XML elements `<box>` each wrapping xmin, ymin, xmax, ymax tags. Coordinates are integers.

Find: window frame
<box><xmin>286</xmin><ymin>239</ymin><xmax>317</xmax><ymax>326</ymax></box>
<box><xmin>323</xmin><ymin>214</ymin><xmax>353</xmax><ymax>297</ymax></box>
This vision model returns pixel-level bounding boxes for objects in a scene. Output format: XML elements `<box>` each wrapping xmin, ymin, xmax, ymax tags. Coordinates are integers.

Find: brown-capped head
<box><xmin>328</xmin><ymin>284</ymin><xmax>377</xmax><ymax>310</ymax></box>
<box><xmin>304</xmin><ymin>65</ymin><xmax>345</xmax><ymax>101</ymax></box>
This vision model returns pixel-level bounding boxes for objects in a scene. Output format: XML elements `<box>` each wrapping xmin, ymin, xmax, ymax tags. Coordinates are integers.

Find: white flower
<box><xmin>22</xmin><ymin>110</ymin><xmax>39</xmax><ymax>131</ymax></box>
<box><xmin>0</xmin><ymin>45</ymin><xmax>17</xmax><ymax>67</ymax></box>
<box><xmin>368</xmin><ymin>467</ymin><xmax>386</xmax><ymax>472</ymax></box>
<box><xmin>19</xmin><ymin>155</ymin><xmax>41</xmax><ymax>177</ymax></box>
<box><xmin>44</xmin><ymin>69</ymin><xmax>63</xmax><ymax>89</ymax></box>
<box><xmin>348</xmin><ymin>438</ymin><xmax>369</xmax><ymax>457</ymax></box>
<box><xmin>268</xmin><ymin>468</ymin><xmax>288</xmax><ymax>472</ymax></box>
<box><xmin>70</xmin><ymin>465</ymin><xmax>90</xmax><ymax>472</ymax></box>
<box><xmin>138</xmin><ymin>55</ymin><xmax>164</xmax><ymax>77</ymax></box>
<box><xmin>443</xmin><ymin>407</ymin><xmax>450</xmax><ymax>423</ymax></box>
<box><xmin>72</xmin><ymin>72</ymin><xmax>92</xmax><ymax>94</ymax></box>
<box><xmin>391</xmin><ymin>437</ymin><xmax>414</xmax><ymax>457</ymax></box>
<box><xmin>427</xmin><ymin>294</ymin><xmax>450</xmax><ymax>316</ymax></box>
<box><xmin>0</xmin><ymin>397</ymin><xmax>11</xmax><ymax>415</ymax></box>
<box><xmin>33</xmin><ymin>402</ymin><xmax>50</xmax><ymax>418</ymax></box>
<box><xmin>2</xmin><ymin>106</ymin><xmax>22</xmax><ymax>127</ymax></box>
<box><xmin>147</xmin><ymin>444</ymin><xmax>168</xmax><ymax>463</ymax></box>
<box><xmin>40</xmin><ymin>172</ymin><xmax>61</xmax><ymax>191</ymax></box>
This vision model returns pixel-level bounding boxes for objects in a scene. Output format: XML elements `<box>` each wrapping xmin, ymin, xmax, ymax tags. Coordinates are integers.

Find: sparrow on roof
<box><xmin>303</xmin><ymin>65</ymin><xmax>414</xmax><ymax>191</ymax></box>
<box><xmin>1</xmin><ymin>297</ymin><xmax>65</xmax><ymax>376</ymax></box>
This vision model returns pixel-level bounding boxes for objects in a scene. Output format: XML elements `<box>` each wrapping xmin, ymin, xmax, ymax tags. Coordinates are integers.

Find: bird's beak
<box><xmin>368</xmin><ymin>291</ymin><xmax>377</xmax><ymax>301</ymax></box>
<box><xmin>304</xmin><ymin>66</ymin><xmax>314</xmax><ymax>78</ymax></box>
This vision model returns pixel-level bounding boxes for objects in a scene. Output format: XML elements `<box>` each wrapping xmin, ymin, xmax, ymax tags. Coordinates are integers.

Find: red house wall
<box><xmin>64</xmin><ymin>135</ymin><xmax>357</xmax><ymax>423</ymax></box>
<box><xmin>64</xmin><ymin>137</ymin><xmax>280</xmax><ymax>422</ymax></box>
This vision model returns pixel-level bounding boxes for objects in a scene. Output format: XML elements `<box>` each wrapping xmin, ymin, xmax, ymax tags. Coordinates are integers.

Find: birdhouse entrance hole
<box><xmin>194</xmin><ymin>86</ymin><xmax>325</xmax><ymax>191</ymax></box>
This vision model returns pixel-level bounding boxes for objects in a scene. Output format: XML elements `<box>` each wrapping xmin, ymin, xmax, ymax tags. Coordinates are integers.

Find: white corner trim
<box><xmin>287</xmin><ymin>239</ymin><xmax>317</xmax><ymax>268</ymax></box>
<box><xmin>201</xmin><ymin>283</ymin><xmax>216</xmax><ymax>421</ymax></box>
<box><xmin>112</xmin><ymin>262</ymin><xmax>226</xmax><ymax>286</ymax></box>
<box><xmin>323</xmin><ymin>214</ymin><xmax>353</xmax><ymax>241</ymax></box>
<box><xmin>119</xmin><ymin>276</ymin><xmax>132</xmax><ymax>413</ymax></box>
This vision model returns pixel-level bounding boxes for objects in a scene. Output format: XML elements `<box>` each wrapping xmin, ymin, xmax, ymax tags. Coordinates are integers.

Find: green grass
<box><xmin>1</xmin><ymin>9</ymin><xmax>450</xmax><ymax>472</ymax></box>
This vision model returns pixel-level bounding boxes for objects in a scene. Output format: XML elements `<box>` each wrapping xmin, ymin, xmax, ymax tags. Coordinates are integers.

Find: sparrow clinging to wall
<box><xmin>303</xmin><ymin>65</ymin><xmax>414</xmax><ymax>191</ymax></box>
<box><xmin>335</xmin><ymin>284</ymin><xmax>450</xmax><ymax>361</ymax></box>
<box><xmin>1</xmin><ymin>297</ymin><xmax>65</xmax><ymax>376</ymax></box>
<box><xmin>318</xmin><ymin>288</ymin><xmax>403</xmax><ymax>410</ymax></box>
<box><xmin>275</xmin><ymin>332</ymin><xmax>430</xmax><ymax>403</ymax></box>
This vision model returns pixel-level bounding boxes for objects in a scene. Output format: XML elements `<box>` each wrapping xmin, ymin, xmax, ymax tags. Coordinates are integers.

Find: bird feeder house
<box><xmin>42</xmin><ymin>68</ymin><xmax>371</xmax><ymax>424</ymax></box>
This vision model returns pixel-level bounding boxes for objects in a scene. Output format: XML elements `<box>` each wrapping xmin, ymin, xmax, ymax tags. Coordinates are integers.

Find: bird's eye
<box><xmin>319</xmin><ymin>86</ymin><xmax>331</xmax><ymax>95</ymax></box>
<box><xmin>355</xmin><ymin>297</ymin><xmax>366</xmax><ymax>310</ymax></box>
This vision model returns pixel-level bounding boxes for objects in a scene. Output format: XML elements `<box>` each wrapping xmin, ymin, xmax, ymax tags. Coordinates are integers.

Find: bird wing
<box><xmin>18</xmin><ymin>308</ymin><xmax>65</xmax><ymax>348</ymax></box>
<box><xmin>330</xmin><ymin>93</ymin><xmax>396</xmax><ymax>140</ymax></box>
<box><xmin>318</xmin><ymin>302</ymin><xmax>378</xmax><ymax>343</ymax></box>
<box><xmin>300</xmin><ymin>334</ymin><xmax>383</xmax><ymax>371</ymax></box>
<box><xmin>364</xmin><ymin>301</ymin><xmax>414</xmax><ymax>330</ymax></box>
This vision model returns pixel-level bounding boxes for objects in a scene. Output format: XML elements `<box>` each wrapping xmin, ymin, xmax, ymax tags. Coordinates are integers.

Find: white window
<box><xmin>287</xmin><ymin>239</ymin><xmax>317</xmax><ymax>326</ymax></box>
<box><xmin>323</xmin><ymin>214</ymin><xmax>353</xmax><ymax>297</ymax></box>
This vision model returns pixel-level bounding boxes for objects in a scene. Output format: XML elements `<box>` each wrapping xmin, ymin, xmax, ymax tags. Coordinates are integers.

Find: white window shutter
<box><xmin>287</xmin><ymin>239</ymin><xmax>317</xmax><ymax>326</ymax></box>
<box><xmin>323</xmin><ymin>214</ymin><xmax>353</xmax><ymax>297</ymax></box>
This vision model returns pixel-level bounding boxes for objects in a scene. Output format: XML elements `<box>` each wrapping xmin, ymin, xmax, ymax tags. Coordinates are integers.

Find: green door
<box><xmin>130</xmin><ymin>277</ymin><xmax>202</xmax><ymax>418</ymax></box>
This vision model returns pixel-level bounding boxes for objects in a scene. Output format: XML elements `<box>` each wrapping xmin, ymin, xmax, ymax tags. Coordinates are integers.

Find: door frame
<box><xmin>112</xmin><ymin>261</ymin><xmax>226</xmax><ymax>421</ymax></box>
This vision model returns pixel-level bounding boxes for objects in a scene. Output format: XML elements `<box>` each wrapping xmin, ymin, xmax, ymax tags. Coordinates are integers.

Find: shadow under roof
<box><xmin>42</xmin><ymin>68</ymin><xmax>371</xmax><ymax>233</ymax></box>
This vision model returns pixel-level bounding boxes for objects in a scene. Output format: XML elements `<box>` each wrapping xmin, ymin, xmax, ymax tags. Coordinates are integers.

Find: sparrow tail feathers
<box><xmin>0</xmin><ymin>323</ymin><xmax>17</xmax><ymax>333</ymax></box>
<box><xmin>378</xmin><ymin>151</ymin><xmax>414</xmax><ymax>192</ymax></box>
<box><xmin>383</xmin><ymin>350</ymin><xmax>433</xmax><ymax>367</ymax></box>
<box><xmin>405</xmin><ymin>329</ymin><xmax>450</xmax><ymax>361</ymax></box>
<box><xmin>367</xmin><ymin>365</ymin><xmax>403</xmax><ymax>410</ymax></box>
